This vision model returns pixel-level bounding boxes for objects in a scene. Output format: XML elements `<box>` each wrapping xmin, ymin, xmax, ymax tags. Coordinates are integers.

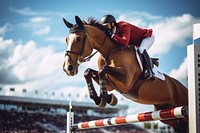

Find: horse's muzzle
<box><xmin>63</xmin><ymin>62</ymin><xmax>78</xmax><ymax>76</ymax></box>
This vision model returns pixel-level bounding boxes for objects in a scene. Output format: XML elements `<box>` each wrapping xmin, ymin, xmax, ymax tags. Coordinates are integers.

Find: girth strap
<box><xmin>106</xmin><ymin>71</ymin><xmax>145</xmax><ymax>100</ymax></box>
<box><xmin>122</xmin><ymin>72</ymin><xmax>145</xmax><ymax>99</ymax></box>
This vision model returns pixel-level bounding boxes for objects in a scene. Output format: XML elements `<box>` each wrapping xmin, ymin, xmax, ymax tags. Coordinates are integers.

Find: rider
<box><xmin>100</xmin><ymin>14</ymin><xmax>156</xmax><ymax>80</ymax></box>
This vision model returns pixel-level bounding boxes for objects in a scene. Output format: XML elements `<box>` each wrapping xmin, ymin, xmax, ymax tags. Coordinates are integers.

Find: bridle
<box><xmin>65</xmin><ymin>28</ymin><xmax>107</xmax><ymax>66</ymax></box>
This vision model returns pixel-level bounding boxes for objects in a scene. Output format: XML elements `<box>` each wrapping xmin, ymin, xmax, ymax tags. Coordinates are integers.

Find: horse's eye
<box><xmin>76</xmin><ymin>37</ymin><xmax>81</xmax><ymax>42</ymax></box>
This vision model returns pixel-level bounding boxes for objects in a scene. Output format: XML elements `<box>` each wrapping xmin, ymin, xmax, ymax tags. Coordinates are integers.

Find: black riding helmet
<box><xmin>100</xmin><ymin>15</ymin><xmax>116</xmax><ymax>28</ymax></box>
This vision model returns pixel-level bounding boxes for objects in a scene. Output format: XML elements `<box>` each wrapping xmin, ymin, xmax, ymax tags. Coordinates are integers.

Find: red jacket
<box><xmin>112</xmin><ymin>21</ymin><xmax>153</xmax><ymax>47</ymax></box>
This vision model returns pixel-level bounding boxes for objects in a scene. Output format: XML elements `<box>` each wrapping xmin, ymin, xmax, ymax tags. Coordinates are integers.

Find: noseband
<box><xmin>65</xmin><ymin>28</ymin><xmax>107</xmax><ymax>65</ymax></box>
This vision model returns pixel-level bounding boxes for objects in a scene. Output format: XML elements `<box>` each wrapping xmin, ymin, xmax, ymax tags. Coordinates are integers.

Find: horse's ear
<box><xmin>75</xmin><ymin>16</ymin><xmax>83</xmax><ymax>26</ymax></box>
<box><xmin>63</xmin><ymin>18</ymin><xmax>73</xmax><ymax>28</ymax></box>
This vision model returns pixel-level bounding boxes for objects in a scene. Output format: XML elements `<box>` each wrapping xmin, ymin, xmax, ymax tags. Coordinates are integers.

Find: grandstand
<box><xmin>0</xmin><ymin>95</ymin><xmax>148</xmax><ymax>133</ymax></box>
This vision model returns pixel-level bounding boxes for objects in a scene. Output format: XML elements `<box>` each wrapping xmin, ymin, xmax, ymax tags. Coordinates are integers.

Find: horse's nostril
<box><xmin>68</xmin><ymin>65</ymin><xmax>73</xmax><ymax>71</ymax></box>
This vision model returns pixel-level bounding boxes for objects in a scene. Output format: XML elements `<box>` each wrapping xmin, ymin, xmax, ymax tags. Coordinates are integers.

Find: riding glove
<box><xmin>105</xmin><ymin>30</ymin><xmax>113</xmax><ymax>38</ymax></box>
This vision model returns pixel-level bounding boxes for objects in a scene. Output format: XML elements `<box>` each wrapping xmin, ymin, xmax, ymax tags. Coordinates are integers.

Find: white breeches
<box><xmin>139</xmin><ymin>34</ymin><xmax>155</xmax><ymax>53</ymax></box>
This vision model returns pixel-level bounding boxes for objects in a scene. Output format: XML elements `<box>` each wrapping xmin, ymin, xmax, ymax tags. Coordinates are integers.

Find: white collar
<box><xmin>112</xmin><ymin>26</ymin><xmax>117</xmax><ymax>34</ymax></box>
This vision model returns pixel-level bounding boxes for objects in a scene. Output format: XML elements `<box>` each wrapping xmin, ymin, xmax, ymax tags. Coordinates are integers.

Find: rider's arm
<box><xmin>112</xmin><ymin>26</ymin><xmax>131</xmax><ymax>47</ymax></box>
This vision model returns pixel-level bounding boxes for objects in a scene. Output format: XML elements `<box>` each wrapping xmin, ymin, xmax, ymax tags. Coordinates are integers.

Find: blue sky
<box><xmin>0</xmin><ymin>0</ymin><xmax>200</xmax><ymax>114</ymax></box>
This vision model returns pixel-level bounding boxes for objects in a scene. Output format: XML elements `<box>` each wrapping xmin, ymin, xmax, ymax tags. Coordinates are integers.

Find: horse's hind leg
<box><xmin>160</xmin><ymin>119</ymin><xmax>188</xmax><ymax>133</ymax></box>
<box><xmin>84</xmin><ymin>68</ymin><xmax>106</xmax><ymax>107</ymax></box>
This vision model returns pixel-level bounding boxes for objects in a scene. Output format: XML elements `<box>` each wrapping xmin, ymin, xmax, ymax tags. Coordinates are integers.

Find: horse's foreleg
<box><xmin>84</xmin><ymin>68</ymin><xmax>106</xmax><ymax>107</ymax></box>
<box><xmin>98</xmin><ymin>66</ymin><xmax>118</xmax><ymax>106</ymax></box>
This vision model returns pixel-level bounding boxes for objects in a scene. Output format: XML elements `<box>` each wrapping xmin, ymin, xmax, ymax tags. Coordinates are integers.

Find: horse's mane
<box><xmin>83</xmin><ymin>17</ymin><xmax>106</xmax><ymax>31</ymax></box>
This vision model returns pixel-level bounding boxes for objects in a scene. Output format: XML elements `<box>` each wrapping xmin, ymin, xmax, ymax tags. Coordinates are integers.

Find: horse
<box><xmin>62</xmin><ymin>16</ymin><xmax>188</xmax><ymax>132</ymax></box>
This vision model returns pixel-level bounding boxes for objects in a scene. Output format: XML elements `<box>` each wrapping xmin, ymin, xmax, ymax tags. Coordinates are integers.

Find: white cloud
<box><xmin>0</xmin><ymin>37</ymin><xmax>15</xmax><ymax>59</ymax></box>
<box><xmin>10</xmin><ymin>6</ymin><xmax>69</xmax><ymax>17</ymax></box>
<box><xmin>10</xmin><ymin>40</ymin><xmax>59</xmax><ymax>81</ymax></box>
<box><xmin>169</xmin><ymin>57</ymin><xmax>188</xmax><ymax>85</ymax></box>
<box><xmin>0</xmin><ymin>35</ymin><xmax>90</xmax><ymax>99</ymax></box>
<box><xmin>29</xmin><ymin>17</ymin><xmax>51</xmax><ymax>36</ymax></box>
<box><xmin>0</xmin><ymin>37</ymin><xmax>20</xmax><ymax>84</ymax></box>
<box><xmin>149</xmin><ymin>14</ymin><xmax>195</xmax><ymax>56</ymax></box>
<box><xmin>45</xmin><ymin>37</ymin><xmax>66</xmax><ymax>44</ymax></box>
<box><xmin>117</xmin><ymin>11</ymin><xmax>162</xmax><ymax>27</ymax></box>
<box><xmin>10</xmin><ymin>7</ymin><xmax>38</xmax><ymax>16</ymax></box>
<box><xmin>31</xmin><ymin>17</ymin><xmax>49</xmax><ymax>23</ymax></box>
<box><xmin>0</xmin><ymin>37</ymin><xmax>65</xmax><ymax>84</ymax></box>
<box><xmin>0</xmin><ymin>23</ymin><xmax>11</xmax><ymax>36</ymax></box>
<box><xmin>19</xmin><ymin>17</ymin><xmax>51</xmax><ymax>36</ymax></box>
<box><xmin>33</xmin><ymin>26</ymin><xmax>51</xmax><ymax>35</ymax></box>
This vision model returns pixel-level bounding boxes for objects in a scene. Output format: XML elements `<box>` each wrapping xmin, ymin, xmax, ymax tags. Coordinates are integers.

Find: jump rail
<box><xmin>67</xmin><ymin>106</ymin><xmax>188</xmax><ymax>132</ymax></box>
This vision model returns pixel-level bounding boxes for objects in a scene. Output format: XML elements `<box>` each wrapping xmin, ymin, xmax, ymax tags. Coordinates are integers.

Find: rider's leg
<box><xmin>142</xmin><ymin>49</ymin><xmax>156</xmax><ymax>80</ymax></box>
<box><xmin>139</xmin><ymin>34</ymin><xmax>156</xmax><ymax>80</ymax></box>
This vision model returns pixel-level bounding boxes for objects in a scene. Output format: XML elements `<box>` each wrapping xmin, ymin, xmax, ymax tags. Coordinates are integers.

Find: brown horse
<box><xmin>62</xmin><ymin>16</ymin><xmax>188</xmax><ymax>132</ymax></box>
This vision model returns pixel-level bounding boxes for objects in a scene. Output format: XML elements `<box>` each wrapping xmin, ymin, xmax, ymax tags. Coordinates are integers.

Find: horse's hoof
<box><xmin>109</xmin><ymin>94</ymin><xmax>118</xmax><ymax>106</ymax></box>
<box><xmin>98</xmin><ymin>98</ymin><xmax>106</xmax><ymax>108</ymax></box>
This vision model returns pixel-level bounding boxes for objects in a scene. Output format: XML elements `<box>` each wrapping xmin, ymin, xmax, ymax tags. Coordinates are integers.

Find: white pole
<box><xmin>157</xmin><ymin>123</ymin><xmax>160</xmax><ymax>133</ymax></box>
<box><xmin>187</xmin><ymin>44</ymin><xmax>200</xmax><ymax>133</ymax></box>
<box><xmin>150</xmin><ymin>122</ymin><xmax>154</xmax><ymax>131</ymax></box>
<box><xmin>67</xmin><ymin>112</ymin><xmax>74</xmax><ymax>133</ymax></box>
<box><xmin>187</xmin><ymin>23</ymin><xmax>200</xmax><ymax>133</ymax></box>
<box><xmin>67</xmin><ymin>101</ymin><xmax>74</xmax><ymax>133</ymax></box>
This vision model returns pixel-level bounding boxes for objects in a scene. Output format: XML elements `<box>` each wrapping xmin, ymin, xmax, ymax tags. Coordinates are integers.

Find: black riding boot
<box><xmin>141</xmin><ymin>49</ymin><xmax>156</xmax><ymax>80</ymax></box>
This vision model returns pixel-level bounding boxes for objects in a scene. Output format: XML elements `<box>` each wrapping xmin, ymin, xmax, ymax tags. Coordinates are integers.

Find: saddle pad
<box><xmin>152</xmin><ymin>65</ymin><xmax>165</xmax><ymax>81</ymax></box>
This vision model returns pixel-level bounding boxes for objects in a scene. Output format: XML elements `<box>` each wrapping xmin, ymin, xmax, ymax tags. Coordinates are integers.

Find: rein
<box><xmin>83</xmin><ymin>35</ymin><xmax>107</xmax><ymax>62</ymax></box>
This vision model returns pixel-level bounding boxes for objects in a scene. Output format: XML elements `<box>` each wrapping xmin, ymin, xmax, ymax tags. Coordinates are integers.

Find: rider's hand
<box><xmin>105</xmin><ymin>30</ymin><xmax>113</xmax><ymax>38</ymax></box>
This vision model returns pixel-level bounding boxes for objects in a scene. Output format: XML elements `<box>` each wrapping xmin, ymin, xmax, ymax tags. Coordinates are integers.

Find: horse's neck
<box><xmin>85</xmin><ymin>25</ymin><xmax>116</xmax><ymax>57</ymax></box>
